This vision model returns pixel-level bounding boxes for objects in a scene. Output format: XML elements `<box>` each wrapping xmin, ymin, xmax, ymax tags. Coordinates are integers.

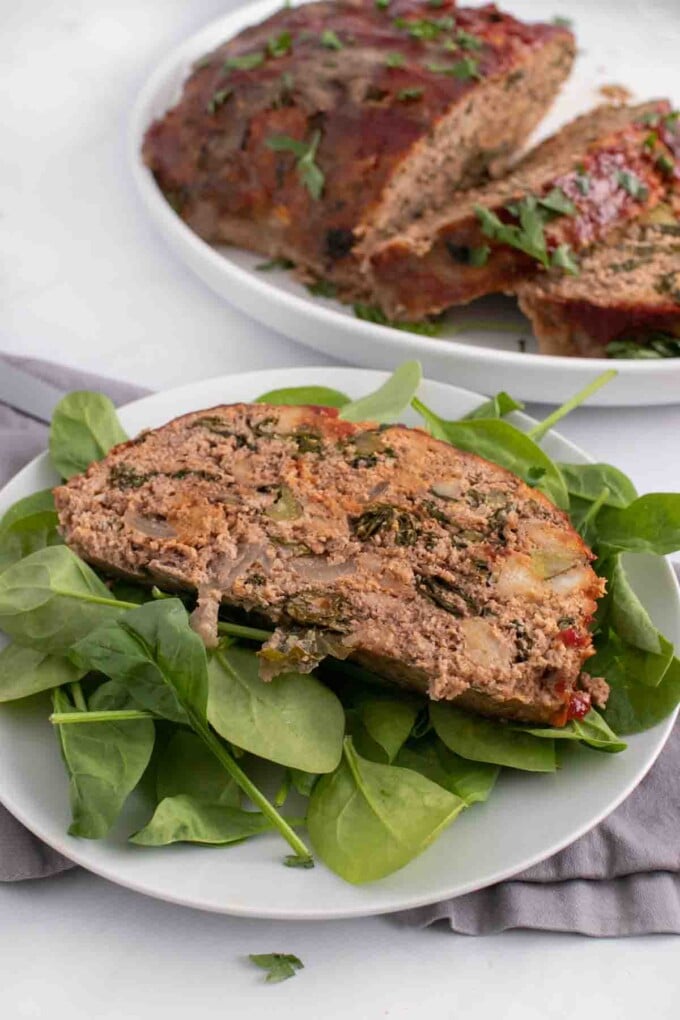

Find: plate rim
<box><xmin>128</xmin><ymin>0</ymin><xmax>680</xmax><ymax>391</ymax></box>
<box><xmin>0</xmin><ymin>364</ymin><xmax>677</xmax><ymax>920</ymax></box>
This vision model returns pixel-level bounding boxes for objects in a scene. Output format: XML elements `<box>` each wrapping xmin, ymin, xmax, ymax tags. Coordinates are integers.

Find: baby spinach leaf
<box><xmin>526</xmin><ymin>371</ymin><xmax>616</xmax><ymax>443</ymax></box>
<box><xmin>307</xmin><ymin>737</ymin><xmax>465</xmax><ymax>883</ymax></box>
<box><xmin>207</xmin><ymin>644</ymin><xmax>344</xmax><ymax>773</ymax></box>
<box><xmin>289</xmin><ymin>768</ymin><xmax>319</xmax><ymax>797</ymax></box>
<box><xmin>0</xmin><ymin>508</ymin><xmax>62</xmax><ymax>572</ymax></box>
<box><xmin>558</xmin><ymin>464</ymin><xmax>637</xmax><ymax>509</ymax></box>
<box><xmin>130</xmin><ymin>796</ymin><xmax>273</xmax><ymax>846</ymax></box>
<box><xmin>430</xmin><ymin>703</ymin><xmax>556</xmax><ymax>771</ymax></box>
<box><xmin>348</xmin><ymin>695</ymin><xmax>419</xmax><ymax>763</ymax></box>
<box><xmin>249</xmin><ymin>953</ymin><xmax>304</xmax><ymax>984</ymax></box>
<box><xmin>596</xmin><ymin>494</ymin><xmax>680</xmax><ymax>555</ymax></box>
<box><xmin>0</xmin><ymin>489</ymin><xmax>55</xmax><ymax>529</ymax></box>
<box><xmin>71</xmin><ymin>599</ymin><xmax>208</xmax><ymax>724</ymax></box>
<box><xmin>412</xmin><ymin>399</ymin><xmax>569</xmax><ymax>509</ymax></box>
<box><xmin>608</xmin><ymin>556</ymin><xmax>666</xmax><ymax>655</ymax></box>
<box><xmin>49</xmin><ymin>391</ymin><xmax>127</xmax><ymax>479</ymax></box>
<box><xmin>0</xmin><ymin>546</ymin><xmax>129</xmax><ymax>653</ymax></box>
<box><xmin>394</xmin><ymin>734</ymin><xmax>499</xmax><ymax>803</ymax></box>
<box><xmin>53</xmin><ymin>681</ymin><xmax>155</xmax><ymax>839</ymax></box>
<box><xmin>464</xmin><ymin>392</ymin><xmax>524</xmax><ymax>420</ymax></box>
<box><xmin>594</xmin><ymin>636</ymin><xmax>680</xmax><ymax>734</ymax></box>
<box><xmin>340</xmin><ymin>361</ymin><xmax>422</xmax><ymax>424</ymax></box>
<box><xmin>156</xmin><ymin>731</ymin><xmax>240</xmax><ymax>806</ymax></box>
<box><xmin>254</xmin><ymin>385</ymin><xmax>349</xmax><ymax>408</ymax></box>
<box><xmin>518</xmin><ymin>708</ymin><xmax>626</xmax><ymax>753</ymax></box>
<box><xmin>0</xmin><ymin>643</ymin><xmax>84</xmax><ymax>702</ymax></box>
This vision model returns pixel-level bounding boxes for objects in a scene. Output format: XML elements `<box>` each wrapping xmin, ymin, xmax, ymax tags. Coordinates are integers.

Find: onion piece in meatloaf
<box><xmin>366</xmin><ymin>100</ymin><xmax>676</xmax><ymax>319</ymax></box>
<box><xmin>142</xmin><ymin>0</ymin><xmax>574</xmax><ymax>301</ymax></box>
<box><xmin>54</xmin><ymin>403</ymin><xmax>607</xmax><ymax>727</ymax></box>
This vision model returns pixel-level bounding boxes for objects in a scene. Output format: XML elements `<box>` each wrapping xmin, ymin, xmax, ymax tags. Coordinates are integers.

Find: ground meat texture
<box><xmin>54</xmin><ymin>404</ymin><xmax>607</xmax><ymax>726</ymax></box>
<box><xmin>142</xmin><ymin>0</ymin><xmax>574</xmax><ymax>301</ymax></box>
<box><xmin>366</xmin><ymin>101</ymin><xmax>676</xmax><ymax>318</ymax></box>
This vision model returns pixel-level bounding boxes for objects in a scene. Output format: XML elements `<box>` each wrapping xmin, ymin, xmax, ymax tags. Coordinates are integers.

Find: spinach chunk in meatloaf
<box><xmin>54</xmin><ymin>403</ymin><xmax>607</xmax><ymax>727</ymax></box>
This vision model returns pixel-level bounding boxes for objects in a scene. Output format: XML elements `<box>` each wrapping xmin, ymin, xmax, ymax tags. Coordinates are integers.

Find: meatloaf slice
<box><xmin>142</xmin><ymin>0</ymin><xmax>574</xmax><ymax>299</ymax></box>
<box><xmin>54</xmin><ymin>403</ymin><xmax>606</xmax><ymax>726</ymax></box>
<box><xmin>366</xmin><ymin>100</ymin><xmax>675</xmax><ymax>318</ymax></box>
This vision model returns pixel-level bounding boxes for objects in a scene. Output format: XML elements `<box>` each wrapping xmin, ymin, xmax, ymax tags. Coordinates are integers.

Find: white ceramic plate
<box><xmin>0</xmin><ymin>367</ymin><xmax>677</xmax><ymax>919</ymax></box>
<box><xmin>129</xmin><ymin>0</ymin><xmax>680</xmax><ymax>407</ymax></box>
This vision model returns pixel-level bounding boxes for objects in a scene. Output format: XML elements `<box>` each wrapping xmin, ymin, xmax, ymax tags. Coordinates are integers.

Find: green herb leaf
<box><xmin>385</xmin><ymin>52</ymin><xmax>406</xmax><ymax>67</ymax></box>
<box><xmin>353</xmin><ymin>303</ymin><xmax>440</xmax><ymax>335</ymax></box>
<box><xmin>539</xmin><ymin>187</ymin><xmax>576</xmax><ymax>216</ymax></box>
<box><xmin>49</xmin><ymin>391</ymin><xmax>127</xmax><ymax>479</ymax></box>
<box><xmin>207</xmin><ymin>644</ymin><xmax>345</xmax><ymax>772</ymax></box>
<box><xmin>394</xmin><ymin>16</ymin><xmax>454</xmax><ymax>40</ymax></box>
<box><xmin>617</xmin><ymin>169</ymin><xmax>649</xmax><ymax>201</ymax></box>
<box><xmin>396</xmin><ymin>87</ymin><xmax>424</xmax><ymax>102</ymax></box>
<box><xmin>225</xmin><ymin>52</ymin><xmax>265</xmax><ymax>71</ymax></box>
<box><xmin>206</xmin><ymin>87</ymin><xmax>233</xmax><ymax>114</ymax></box>
<box><xmin>551</xmin><ymin>243</ymin><xmax>580</xmax><ymax>275</ymax></box>
<box><xmin>340</xmin><ymin>361</ymin><xmax>422</xmax><ymax>424</ymax></box>
<box><xmin>267</xmin><ymin>31</ymin><xmax>292</xmax><ymax>58</ymax></box>
<box><xmin>552</xmin><ymin>15</ymin><xmax>573</xmax><ymax>28</ymax></box>
<box><xmin>53</xmin><ymin>681</ymin><xmax>155</xmax><ymax>838</ymax></box>
<box><xmin>411</xmin><ymin>399</ymin><xmax>569</xmax><ymax>508</ymax></box>
<box><xmin>255</xmin><ymin>257</ymin><xmax>295</xmax><ymax>271</ymax></box>
<box><xmin>0</xmin><ymin>546</ymin><xmax>129</xmax><ymax>654</ymax></box>
<box><xmin>0</xmin><ymin>643</ymin><xmax>84</xmax><ymax>703</ymax></box>
<box><xmin>320</xmin><ymin>29</ymin><xmax>343</xmax><ymax>50</ymax></box>
<box><xmin>131</xmin><ymin>797</ymin><xmax>275</xmax><ymax>846</ymax></box>
<box><xmin>249</xmin><ymin>953</ymin><xmax>304</xmax><ymax>984</ymax></box>
<box><xmin>305</xmin><ymin>278</ymin><xmax>337</xmax><ymax>297</ymax></box>
<box><xmin>255</xmin><ymin>385</ymin><xmax>349</xmax><ymax>407</ymax></box>
<box><xmin>476</xmin><ymin>200</ymin><xmax>549</xmax><ymax>266</ymax></box>
<box><xmin>455</xmin><ymin>29</ymin><xmax>483</xmax><ymax>51</ymax></box>
<box><xmin>266</xmin><ymin>131</ymin><xmax>325</xmax><ymax>200</ymax></box>
<box><xmin>307</xmin><ymin>737</ymin><xmax>464</xmax><ymax>882</ymax></box>
<box><xmin>426</xmin><ymin>56</ymin><xmax>480</xmax><ymax>79</ymax></box>
<box><xmin>430</xmin><ymin>703</ymin><xmax>556</xmax><ymax>771</ymax></box>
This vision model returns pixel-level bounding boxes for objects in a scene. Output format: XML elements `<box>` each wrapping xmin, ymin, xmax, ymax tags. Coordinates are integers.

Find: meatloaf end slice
<box><xmin>54</xmin><ymin>403</ymin><xmax>606</xmax><ymax>727</ymax></box>
<box><xmin>142</xmin><ymin>0</ymin><xmax>574</xmax><ymax>300</ymax></box>
<box><xmin>366</xmin><ymin>100</ymin><xmax>674</xmax><ymax>318</ymax></box>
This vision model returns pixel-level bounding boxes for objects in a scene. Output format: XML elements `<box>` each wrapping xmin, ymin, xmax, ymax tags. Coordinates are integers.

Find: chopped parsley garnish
<box><xmin>256</xmin><ymin>257</ymin><xmax>295</xmax><ymax>271</ymax></box>
<box><xmin>606</xmin><ymin>334</ymin><xmax>680</xmax><ymax>359</ymax></box>
<box><xmin>375</xmin><ymin>0</ymin><xmax>390</xmax><ymax>8</ymax></box>
<box><xmin>225</xmin><ymin>51</ymin><xmax>265</xmax><ymax>71</ymax></box>
<box><xmin>385</xmin><ymin>51</ymin><xmax>406</xmax><ymax>67</ymax></box>
<box><xmin>656</xmin><ymin>153</ymin><xmax>675</xmax><ymax>176</ymax></box>
<box><xmin>206</xmin><ymin>87</ymin><xmax>233</xmax><ymax>114</ymax></box>
<box><xmin>551</xmin><ymin>243</ymin><xmax>580</xmax><ymax>275</ymax></box>
<box><xmin>426</xmin><ymin>56</ymin><xmax>481</xmax><ymax>80</ymax></box>
<box><xmin>354</xmin><ymin>303</ymin><xmax>441</xmax><ymax>335</ymax></box>
<box><xmin>574</xmin><ymin>171</ymin><xmax>590</xmax><ymax>195</ymax></box>
<box><xmin>617</xmin><ymin>169</ymin><xmax>649</xmax><ymax>201</ymax></box>
<box><xmin>476</xmin><ymin>193</ymin><xmax>579</xmax><ymax>274</ymax></box>
<box><xmin>321</xmin><ymin>29</ymin><xmax>344</xmax><ymax>50</ymax></box>
<box><xmin>266</xmin><ymin>131</ymin><xmax>325</xmax><ymax>200</ymax></box>
<box><xmin>455</xmin><ymin>29</ymin><xmax>483</xmax><ymax>51</ymax></box>
<box><xmin>397</xmin><ymin>86</ymin><xmax>424</xmax><ymax>102</ymax></box>
<box><xmin>551</xmin><ymin>15</ymin><xmax>573</xmax><ymax>28</ymax></box>
<box><xmin>306</xmin><ymin>279</ymin><xmax>337</xmax><ymax>298</ymax></box>
<box><xmin>428</xmin><ymin>0</ymin><xmax>446</xmax><ymax>6</ymax></box>
<box><xmin>249</xmin><ymin>953</ymin><xmax>304</xmax><ymax>984</ymax></box>
<box><xmin>445</xmin><ymin>240</ymin><xmax>490</xmax><ymax>266</ymax></box>
<box><xmin>644</xmin><ymin>130</ymin><xmax>658</xmax><ymax>150</ymax></box>
<box><xmin>394</xmin><ymin>16</ymin><xmax>454</xmax><ymax>40</ymax></box>
<box><xmin>538</xmin><ymin>187</ymin><xmax>576</xmax><ymax>216</ymax></box>
<box><xmin>639</xmin><ymin>111</ymin><xmax>661</xmax><ymax>127</ymax></box>
<box><xmin>267</xmin><ymin>31</ymin><xmax>292</xmax><ymax>58</ymax></box>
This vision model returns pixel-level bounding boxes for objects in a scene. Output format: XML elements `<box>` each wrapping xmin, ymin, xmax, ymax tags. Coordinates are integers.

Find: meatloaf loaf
<box><xmin>142</xmin><ymin>0</ymin><xmax>574</xmax><ymax>299</ymax></box>
<box><xmin>54</xmin><ymin>403</ymin><xmax>606</xmax><ymax>726</ymax></box>
<box><xmin>366</xmin><ymin>100</ymin><xmax>676</xmax><ymax>318</ymax></box>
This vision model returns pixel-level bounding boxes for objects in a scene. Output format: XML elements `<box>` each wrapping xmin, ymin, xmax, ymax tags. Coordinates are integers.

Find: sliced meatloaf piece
<box><xmin>54</xmin><ymin>403</ymin><xmax>606</xmax><ymax>726</ymax></box>
<box><xmin>366</xmin><ymin>100</ymin><xmax>675</xmax><ymax>318</ymax></box>
<box><xmin>142</xmin><ymin>0</ymin><xmax>574</xmax><ymax>299</ymax></box>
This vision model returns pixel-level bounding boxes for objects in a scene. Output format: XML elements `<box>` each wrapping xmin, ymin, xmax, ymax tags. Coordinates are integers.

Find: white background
<box><xmin>1</xmin><ymin>1</ymin><xmax>679</xmax><ymax>1016</ymax></box>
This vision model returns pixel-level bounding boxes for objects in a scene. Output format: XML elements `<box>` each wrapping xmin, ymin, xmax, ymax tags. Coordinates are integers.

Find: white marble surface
<box><xmin>1</xmin><ymin>1</ymin><xmax>679</xmax><ymax>1017</ymax></box>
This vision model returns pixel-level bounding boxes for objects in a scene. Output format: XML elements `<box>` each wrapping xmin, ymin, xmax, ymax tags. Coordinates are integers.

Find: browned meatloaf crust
<box><xmin>54</xmin><ymin>403</ymin><xmax>606</xmax><ymax>726</ymax></box>
<box><xmin>142</xmin><ymin>0</ymin><xmax>574</xmax><ymax>299</ymax></box>
<box><xmin>367</xmin><ymin>100</ymin><xmax>677</xmax><ymax>318</ymax></box>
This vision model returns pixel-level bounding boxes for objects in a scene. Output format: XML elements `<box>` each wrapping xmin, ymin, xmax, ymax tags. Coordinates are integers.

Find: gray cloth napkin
<box><xmin>1</xmin><ymin>357</ymin><xmax>679</xmax><ymax>936</ymax></box>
